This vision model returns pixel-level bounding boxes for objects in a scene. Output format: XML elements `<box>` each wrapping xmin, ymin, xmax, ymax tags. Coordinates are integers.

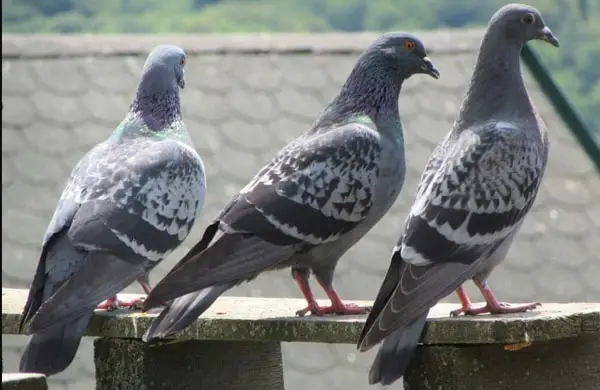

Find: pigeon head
<box><xmin>139</xmin><ymin>45</ymin><xmax>187</xmax><ymax>94</ymax></box>
<box><xmin>328</xmin><ymin>32</ymin><xmax>439</xmax><ymax>122</ymax></box>
<box><xmin>130</xmin><ymin>45</ymin><xmax>187</xmax><ymax>131</ymax></box>
<box><xmin>489</xmin><ymin>3</ymin><xmax>559</xmax><ymax>48</ymax></box>
<box><xmin>367</xmin><ymin>32</ymin><xmax>440</xmax><ymax>80</ymax></box>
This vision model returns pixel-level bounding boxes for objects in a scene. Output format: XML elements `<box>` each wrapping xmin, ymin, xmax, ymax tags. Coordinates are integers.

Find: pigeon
<box><xmin>18</xmin><ymin>45</ymin><xmax>206</xmax><ymax>376</ymax></box>
<box><xmin>356</xmin><ymin>4</ymin><xmax>559</xmax><ymax>386</ymax></box>
<box><xmin>141</xmin><ymin>32</ymin><xmax>441</xmax><ymax>341</ymax></box>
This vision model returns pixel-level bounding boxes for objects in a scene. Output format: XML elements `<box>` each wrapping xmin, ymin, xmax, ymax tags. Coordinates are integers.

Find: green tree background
<box><xmin>3</xmin><ymin>0</ymin><xmax>598</xmax><ymax>138</ymax></box>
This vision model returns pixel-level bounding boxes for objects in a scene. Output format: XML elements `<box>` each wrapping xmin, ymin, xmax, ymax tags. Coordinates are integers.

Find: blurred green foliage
<box><xmin>2</xmin><ymin>0</ymin><xmax>598</xmax><ymax>137</ymax></box>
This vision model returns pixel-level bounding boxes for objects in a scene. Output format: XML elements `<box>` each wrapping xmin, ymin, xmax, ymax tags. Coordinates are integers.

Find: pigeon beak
<box><xmin>421</xmin><ymin>57</ymin><xmax>440</xmax><ymax>79</ymax></box>
<box><xmin>537</xmin><ymin>26</ymin><xmax>559</xmax><ymax>47</ymax></box>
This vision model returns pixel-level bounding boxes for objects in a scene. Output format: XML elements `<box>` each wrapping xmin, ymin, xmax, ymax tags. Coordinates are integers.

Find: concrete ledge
<box><xmin>3</xmin><ymin>288</ymin><xmax>599</xmax><ymax>346</ymax></box>
<box><xmin>4</xmin><ymin>288</ymin><xmax>600</xmax><ymax>390</ymax></box>
<box><xmin>2</xmin><ymin>373</ymin><xmax>48</xmax><ymax>390</ymax></box>
<box><xmin>94</xmin><ymin>338</ymin><xmax>285</xmax><ymax>390</ymax></box>
<box><xmin>404</xmin><ymin>333</ymin><xmax>600</xmax><ymax>390</ymax></box>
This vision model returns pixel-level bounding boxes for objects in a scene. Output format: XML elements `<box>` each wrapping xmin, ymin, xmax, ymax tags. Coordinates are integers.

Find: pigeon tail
<box><xmin>143</xmin><ymin>283</ymin><xmax>234</xmax><ymax>342</ymax></box>
<box><xmin>144</xmin><ymin>233</ymin><xmax>296</xmax><ymax>311</ymax></box>
<box><xmin>19</xmin><ymin>310</ymin><xmax>92</xmax><ymax>376</ymax></box>
<box><xmin>368</xmin><ymin>311</ymin><xmax>428</xmax><ymax>386</ymax></box>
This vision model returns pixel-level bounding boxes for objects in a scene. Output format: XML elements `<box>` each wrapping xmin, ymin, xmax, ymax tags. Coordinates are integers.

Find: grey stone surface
<box><xmin>2</xmin><ymin>31</ymin><xmax>600</xmax><ymax>390</ymax></box>
<box><xmin>2</xmin><ymin>373</ymin><xmax>48</xmax><ymax>390</ymax></box>
<box><xmin>5</xmin><ymin>289</ymin><xmax>598</xmax><ymax>345</ymax></box>
<box><xmin>94</xmin><ymin>339</ymin><xmax>285</xmax><ymax>390</ymax></box>
<box><xmin>404</xmin><ymin>334</ymin><xmax>600</xmax><ymax>390</ymax></box>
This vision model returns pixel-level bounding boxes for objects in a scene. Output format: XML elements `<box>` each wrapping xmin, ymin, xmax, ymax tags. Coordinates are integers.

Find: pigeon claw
<box><xmin>449</xmin><ymin>305</ymin><xmax>472</xmax><ymax>317</ymax></box>
<box><xmin>296</xmin><ymin>302</ymin><xmax>371</xmax><ymax>317</ymax></box>
<box><xmin>296</xmin><ymin>305</ymin><xmax>319</xmax><ymax>317</ymax></box>
<box><xmin>450</xmin><ymin>302</ymin><xmax>541</xmax><ymax>317</ymax></box>
<box><xmin>96</xmin><ymin>296</ymin><xmax>147</xmax><ymax>312</ymax></box>
<box><xmin>124</xmin><ymin>297</ymin><xmax>147</xmax><ymax>311</ymax></box>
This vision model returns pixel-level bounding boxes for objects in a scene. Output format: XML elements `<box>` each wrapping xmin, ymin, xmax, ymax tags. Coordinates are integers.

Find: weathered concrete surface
<box><xmin>94</xmin><ymin>338</ymin><xmax>284</xmax><ymax>390</ymax></box>
<box><xmin>2</xmin><ymin>373</ymin><xmax>48</xmax><ymax>390</ymax></box>
<box><xmin>404</xmin><ymin>333</ymin><xmax>600</xmax><ymax>390</ymax></box>
<box><xmin>4</xmin><ymin>288</ymin><xmax>599</xmax><ymax>346</ymax></box>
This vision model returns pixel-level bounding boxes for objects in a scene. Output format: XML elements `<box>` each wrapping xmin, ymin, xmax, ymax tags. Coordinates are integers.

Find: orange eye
<box><xmin>180</xmin><ymin>58</ymin><xmax>186</xmax><ymax>66</ymax></box>
<box><xmin>404</xmin><ymin>40</ymin><xmax>415</xmax><ymax>50</ymax></box>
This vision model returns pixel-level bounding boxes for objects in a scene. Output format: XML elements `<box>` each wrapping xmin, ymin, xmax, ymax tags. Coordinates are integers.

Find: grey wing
<box><xmin>18</xmin><ymin>202</ymin><xmax>79</xmax><ymax>332</ymax></box>
<box><xmin>67</xmin><ymin>139</ymin><xmax>206</xmax><ymax>262</ymax></box>
<box><xmin>18</xmin><ymin>149</ymin><xmax>95</xmax><ymax>332</ymax></box>
<box><xmin>222</xmin><ymin>122</ymin><xmax>382</xmax><ymax>245</ymax></box>
<box><xmin>359</xmin><ymin>121</ymin><xmax>547</xmax><ymax>350</ymax></box>
<box><xmin>26</xmin><ymin>139</ymin><xmax>206</xmax><ymax>330</ymax></box>
<box><xmin>144</xmin><ymin>123</ymin><xmax>382</xmax><ymax>303</ymax></box>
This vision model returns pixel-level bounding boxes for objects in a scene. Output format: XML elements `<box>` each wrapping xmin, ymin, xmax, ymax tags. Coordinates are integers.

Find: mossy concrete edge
<box><xmin>2</xmin><ymin>373</ymin><xmax>48</xmax><ymax>390</ymax></box>
<box><xmin>4</xmin><ymin>304</ymin><xmax>599</xmax><ymax>346</ymax></box>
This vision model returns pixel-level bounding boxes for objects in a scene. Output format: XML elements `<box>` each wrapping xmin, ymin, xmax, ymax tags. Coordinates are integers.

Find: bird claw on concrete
<box><xmin>96</xmin><ymin>296</ymin><xmax>147</xmax><ymax>312</ymax></box>
<box><xmin>296</xmin><ymin>302</ymin><xmax>372</xmax><ymax>317</ymax></box>
<box><xmin>450</xmin><ymin>301</ymin><xmax>542</xmax><ymax>317</ymax></box>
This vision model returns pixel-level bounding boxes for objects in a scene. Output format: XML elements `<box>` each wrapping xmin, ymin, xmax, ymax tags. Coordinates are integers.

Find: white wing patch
<box><xmin>279</xmin><ymin>157</ymin><xmax>376</xmax><ymax>223</ymax></box>
<box><xmin>50</xmin><ymin>134</ymin><xmax>206</xmax><ymax>262</ymax></box>
<box><xmin>401</xmin><ymin>120</ymin><xmax>546</xmax><ymax>260</ymax></box>
<box><xmin>233</xmin><ymin>123</ymin><xmax>382</xmax><ymax>245</ymax></box>
<box><xmin>110</xmin><ymin>228</ymin><xmax>173</xmax><ymax>262</ymax></box>
<box><xmin>399</xmin><ymin>245</ymin><xmax>432</xmax><ymax>266</ymax></box>
<box><xmin>260</xmin><ymin>210</ymin><xmax>342</xmax><ymax>245</ymax></box>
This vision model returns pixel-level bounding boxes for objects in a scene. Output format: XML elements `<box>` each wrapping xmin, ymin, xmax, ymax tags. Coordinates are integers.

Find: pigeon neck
<box><xmin>329</xmin><ymin>58</ymin><xmax>402</xmax><ymax>124</ymax></box>
<box><xmin>130</xmin><ymin>78</ymin><xmax>182</xmax><ymax>131</ymax></box>
<box><xmin>455</xmin><ymin>31</ymin><xmax>532</xmax><ymax>129</ymax></box>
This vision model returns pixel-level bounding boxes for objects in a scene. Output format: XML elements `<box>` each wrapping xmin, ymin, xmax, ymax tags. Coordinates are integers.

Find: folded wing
<box><xmin>145</xmin><ymin>122</ymin><xmax>383</xmax><ymax>306</ymax></box>
<box><xmin>359</xmin><ymin>121</ymin><xmax>546</xmax><ymax>351</ymax></box>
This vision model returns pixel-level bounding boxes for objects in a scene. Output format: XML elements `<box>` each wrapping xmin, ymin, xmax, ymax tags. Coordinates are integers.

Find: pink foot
<box><xmin>296</xmin><ymin>302</ymin><xmax>371</xmax><ymax>317</ymax></box>
<box><xmin>451</xmin><ymin>301</ymin><xmax>541</xmax><ymax>317</ymax></box>
<box><xmin>451</xmin><ymin>281</ymin><xmax>541</xmax><ymax>317</ymax></box>
<box><xmin>96</xmin><ymin>296</ymin><xmax>146</xmax><ymax>311</ymax></box>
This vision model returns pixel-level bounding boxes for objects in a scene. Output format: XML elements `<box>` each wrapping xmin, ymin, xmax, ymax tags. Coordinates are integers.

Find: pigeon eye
<box><xmin>522</xmin><ymin>13</ymin><xmax>535</xmax><ymax>25</ymax></box>
<box><xmin>180</xmin><ymin>58</ymin><xmax>186</xmax><ymax>66</ymax></box>
<box><xmin>404</xmin><ymin>40</ymin><xmax>415</xmax><ymax>51</ymax></box>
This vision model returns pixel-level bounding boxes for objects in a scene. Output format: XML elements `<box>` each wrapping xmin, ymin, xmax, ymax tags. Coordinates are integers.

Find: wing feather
<box><xmin>67</xmin><ymin>138</ymin><xmax>205</xmax><ymax>260</ymax></box>
<box><xmin>20</xmin><ymin>137</ymin><xmax>205</xmax><ymax>330</ymax></box>
<box><xmin>220</xmin><ymin>121</ymin><xmax>382</xmax><ymax>245</ymax></box>
<box><xmin>359</xmin><ymin>121</ymin><xmax>547</xmax><ymax>350</ymax></box>
<box><xmin>144</xmin><ymin>120</ymin><xmax>383</xmax><ymax>308</ymax></box>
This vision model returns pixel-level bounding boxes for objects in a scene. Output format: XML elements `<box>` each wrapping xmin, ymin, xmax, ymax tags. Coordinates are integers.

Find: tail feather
<box><xmin>19</xmin><ymin>311</ymin><xmax>92</xmax><ymax>376</ymax></box>
<box><xmin>143</xmin><ymin>283</ymin><xmax>234</xmax><ymax>342</ymax></box>
<box><xmin>144</xmin><ymin>234</ymin><xmax>295</xmax><ymax>310</ymax></box>
<box><xmin>19</xmin><ymin>251</ymin><xmax>148</xmax><ymax>376</ymax></box>
<box><xmin>368</xmin><ymin>311</ymin><xmax>428</xmax><ymax>386</ymax></box>
<box><xmin>31</xmin><ymin>252</ymin><xmax>146</xmax><ymax>332</ymax></box>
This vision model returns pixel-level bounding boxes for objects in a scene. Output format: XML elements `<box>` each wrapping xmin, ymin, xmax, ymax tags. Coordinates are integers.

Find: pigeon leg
<box><xmin>138</xmin><ymin>279</ymin><xmax>152</xmax><ymax>295</ymax></box>
<box><xmin>293</xmin><ymin>268</ymin><xmax>371</xmax><ymax>316</ymax></box>
<box><xmin>95</xmin><ymin>278</ymin><xmax>151</xmax><ymax>311</ymax></box>
<box><xmin>455</xmin><ymin>280</ymin><xmax>541</xmax><ymax>316</ymax></box>
<box><xmin>96</xmin><ymin>296</ymin><xmax>120</xmax><ymax>311</ymax></box>
<box><xmin>317</xmin><ymin>281</ymin><xmax>372</xmax><ymax>315</ymax></box>
<box><xmin>449</xmin><ymin>286</ymin><xmax>475</xmax><ymax>317</ymax></box>
<box><xmin>292</xmin><ymin>269</ymin><xmax>323</xmax><ymax>317</ymax></box>
<box><xmin>112</xmin><ymin>278</ymin><xmax>152</xmax><ymax>309</ymax></box>
<box><xmin>292</xmin><ymin>269</ymin><xmax>371</xmax><ymax>317</ymax></box>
